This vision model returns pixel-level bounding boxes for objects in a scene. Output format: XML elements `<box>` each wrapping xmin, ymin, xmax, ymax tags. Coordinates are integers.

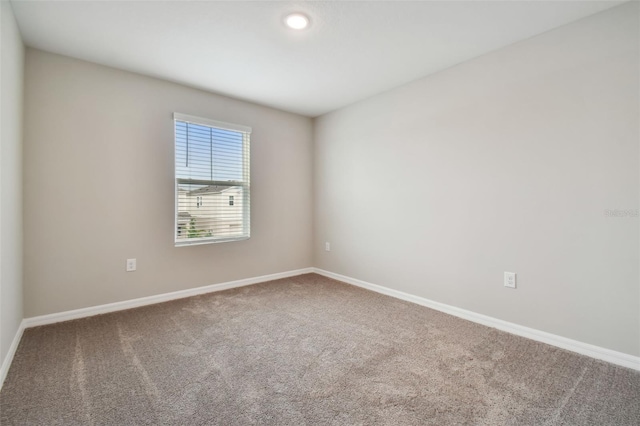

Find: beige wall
<box><xmin>0</xmin><ymin>0</ymin><xmax>25</xmax><ymax>366</ymax></box>
<box><xmin>23</xmin><ymin>49</ymin><xmax>313</xmax><ymax>317</ymax></box>
<box><xmin>314</xmin><ymin>3</ymin><xmax>639</xmax><ymax>356</ymax></box>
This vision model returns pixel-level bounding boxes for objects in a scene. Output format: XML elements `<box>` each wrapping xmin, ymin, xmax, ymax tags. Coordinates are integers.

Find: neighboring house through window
<box><xmin>174</xmin><ymin>113</ymin><xmax>251</xmax><ymax>246</ymax></box>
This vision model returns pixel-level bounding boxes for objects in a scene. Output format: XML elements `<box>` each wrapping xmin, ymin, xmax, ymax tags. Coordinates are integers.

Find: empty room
<box><xmin>1</xmin><ymin>0</ymin><xmax>639</xmax><ymax>424</ymax></box>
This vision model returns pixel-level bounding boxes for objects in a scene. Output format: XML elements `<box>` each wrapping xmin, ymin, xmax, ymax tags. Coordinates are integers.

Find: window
<box><xmin>174</xmin><ymin>113</ymin><xmax>251</xmax><ymax>246</ymax></box>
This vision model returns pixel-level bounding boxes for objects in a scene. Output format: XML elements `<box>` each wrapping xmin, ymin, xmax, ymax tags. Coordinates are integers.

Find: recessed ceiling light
<box><xmin>285</xmin><ymin>13</ymin><xmax>310</xmax><ymax>30</ymax></box>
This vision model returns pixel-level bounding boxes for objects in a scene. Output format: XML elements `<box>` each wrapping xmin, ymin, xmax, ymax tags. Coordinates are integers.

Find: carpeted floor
<box><xmin>1</xmin><ymin>273</ymin><xmax>639</xmax><ymax>425</ymax></box>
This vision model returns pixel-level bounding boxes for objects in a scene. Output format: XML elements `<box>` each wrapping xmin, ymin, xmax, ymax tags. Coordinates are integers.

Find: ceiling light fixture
<box><xmin>285</xmin><ymin>13</ymin><xmax>310</xmax><ymax>30</ymax></box>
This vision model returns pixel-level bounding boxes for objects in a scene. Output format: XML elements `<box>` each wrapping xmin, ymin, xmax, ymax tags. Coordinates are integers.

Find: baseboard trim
<box><xmin>9</xmin><ymin>265</ymin><xmax>638</xmax><ymax>386</ymax></box>
<box><xmin>23</xmin><ymin>267</ymin><xmax>315</xmax><ymax>329</ymax></box>
<box><xmin>312</xmin><ymin>268</ymin><xmax>640</xmax><ymax>371</ymax></box>
<box><xmin>0</xmin><ymin>320</ymin><xmax>26</xmax><ymax>391</ymax></box>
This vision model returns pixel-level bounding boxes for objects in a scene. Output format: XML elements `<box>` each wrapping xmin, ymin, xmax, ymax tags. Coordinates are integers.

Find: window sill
<box><xmin>175</xmin><ymin>236</ymin><xmax>250</xmax><ymax>247</ymax></box>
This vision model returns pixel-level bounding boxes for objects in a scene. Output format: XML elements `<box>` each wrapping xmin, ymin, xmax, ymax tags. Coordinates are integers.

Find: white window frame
<box><xmin>173</xmin><ymin>113</ymin><xmax>251</xmax><ymax>246</ymax></box>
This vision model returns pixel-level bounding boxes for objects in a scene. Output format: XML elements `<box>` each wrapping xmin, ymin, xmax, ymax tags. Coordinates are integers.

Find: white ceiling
<box><xmin>10</xmin><ymin>0</ymin><xmax>626</xmax><ymax>117</ymax></box>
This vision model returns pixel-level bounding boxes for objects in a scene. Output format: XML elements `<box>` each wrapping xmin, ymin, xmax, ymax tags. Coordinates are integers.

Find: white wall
<box><xmin>23</xmin><ymin>49</ymin><xmax>313</xmax><ymax>317</ymax></box>
<box><xmin>314</xmin><ymin>3</ymin><xmax>639</xmax><ymax>356</ymax></box>
<box><xmin>0</xmin><ymin>0</ymin><xmax>25</xmax><ymax>366</ymax></box>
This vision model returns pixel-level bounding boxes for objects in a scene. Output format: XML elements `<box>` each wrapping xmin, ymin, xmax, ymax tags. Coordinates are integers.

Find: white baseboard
<box><xmin>23</xmin><ymin>267</ymin><xmax>314</xmax><ymax>328</ymax></box>
<box><xmin>0</xmin><ymin>320</ymin><xmax>26</xmax><ymax>391</ymax></box>
<box><xmin>312</xmin><ymin>268</ymin><xmax>640</xmax><ymax>372</ymax></box>
<box><xmin>5</xmin><ymin>265</ymin><xmax>637</xmax><ymax>390</ymax></box>
<box><xmin>2</xmin><ymin>267</ymin><xmax>313</xmax><ymax>390</ymax></box>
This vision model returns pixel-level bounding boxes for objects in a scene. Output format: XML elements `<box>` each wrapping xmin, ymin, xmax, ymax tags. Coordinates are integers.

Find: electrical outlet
<box><xmin>504</xmin><ymin>271</ymin><xmax>516</xmax><ymax>289</ymax></box>
<box><xmin>325</xmin><ymin>242</ymin><xmax>331</xmax><ymax>252</ymax></box>
<box><xmin>126</xmin><ymin>258</ymin><xmax>137</xmax><ymax>272</ymax></box>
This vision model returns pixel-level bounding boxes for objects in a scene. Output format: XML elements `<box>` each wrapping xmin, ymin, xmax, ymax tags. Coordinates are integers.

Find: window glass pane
<box><xmin>176</xmin><ymin>183</ymin><xmax>245</xmax><ymax>241</ymax></box>
<box><xmin>175</xmin><ymin>122</ymin><xmax>244</xmax><ymax>182</ymax></box>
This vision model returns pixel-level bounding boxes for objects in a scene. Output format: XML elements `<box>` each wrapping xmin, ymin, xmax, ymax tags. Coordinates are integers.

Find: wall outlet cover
<box><xmin>504</xmin><ymin>271</ymin><xmax>516</xmax><ymax>288</ymax></box>
<box><xmin>126</xmin><ymin>258</ymin><xmax>137</xmax><ymax>272</ymax></box>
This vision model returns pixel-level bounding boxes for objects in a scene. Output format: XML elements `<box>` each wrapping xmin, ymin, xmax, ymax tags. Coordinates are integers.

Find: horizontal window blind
<box><xmin>174</xmin><ymin>113</ymin><xmax>251</xmax><ymax>246</ymax></box>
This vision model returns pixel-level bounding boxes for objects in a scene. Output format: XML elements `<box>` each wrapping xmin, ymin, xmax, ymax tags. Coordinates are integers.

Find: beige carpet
<box><xmin>1</xmin><ymin>273</ymin><xmax>638</xmax><ymax>425</ymax></box>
